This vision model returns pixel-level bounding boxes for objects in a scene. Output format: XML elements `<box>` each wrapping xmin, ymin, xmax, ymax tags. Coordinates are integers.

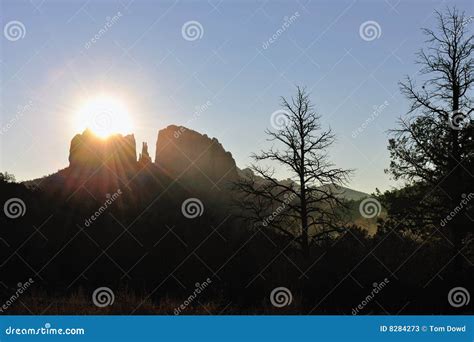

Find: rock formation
<box><xmin>155</xmin><ymin>125</ymin><xmax>238</xmax><ymax>187</ymax></box>
<box><xmin>66</xmin><ymin>126</ymin><xmax>238</xmax><ymax>190</ymax></box>
<box><xmin>68</xmin><ymin>129</ymin><xmax>137</xmax><ymax>171</ymax></box>
<box><xmin>138</xmin><ymin>142</ymin><xmax>152</xmax><ymax>167</ymax></box>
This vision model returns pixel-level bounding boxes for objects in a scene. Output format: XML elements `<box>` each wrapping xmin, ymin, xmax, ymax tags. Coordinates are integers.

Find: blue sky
<box><xmin>0</xmin><ymin>0</ymin><xmax>472</xmax><ymax>193</ymax></box>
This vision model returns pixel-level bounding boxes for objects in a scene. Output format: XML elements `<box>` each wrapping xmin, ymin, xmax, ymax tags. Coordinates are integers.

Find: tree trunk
<box><xmin>301</xmin><ymin>204</ymin><xmax>309</xmax><ymax>259</ymax></box>
<box><xmin>448</xmin><ymin>81</ymin><xmax>464</xmax><ymax>274</ymax></box>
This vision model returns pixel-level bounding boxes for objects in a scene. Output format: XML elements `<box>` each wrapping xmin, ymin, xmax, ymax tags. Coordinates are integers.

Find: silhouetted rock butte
<box><xmin>138</xmin><ymin>142</ymin><xmax>152</xmax><ymax>167</ymax></box>
<box><xmin>155</xmin><ymin>125</ymin><xmax>238</xmax><ymax>186</ymax></box>
<box><xmin>67</xmin><ymin>126</ymin><xmax>238</xmax><ymax>188</ymax></box>
<box><xmin>69</xmin><ymin>129</ymin><xmax>137</xmax><ymax>170</ymax></box>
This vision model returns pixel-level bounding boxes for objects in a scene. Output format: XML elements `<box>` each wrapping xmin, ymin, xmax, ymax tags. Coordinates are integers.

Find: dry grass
<box><xmin>2</xmin><ymin>288</ymin><xmax>306</xmax><ymax>315</ymax></box>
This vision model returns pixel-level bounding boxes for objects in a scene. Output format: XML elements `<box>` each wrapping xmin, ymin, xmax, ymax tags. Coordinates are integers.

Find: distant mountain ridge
<box><xmin>317</xmin><ymin>183</ymin><xmax>369</xmax><ymax>201</ymax></box>
<box><xmin>237</xmin><ymin>168</ymin><xmax>368</xmax><ymax>201</ymax></box>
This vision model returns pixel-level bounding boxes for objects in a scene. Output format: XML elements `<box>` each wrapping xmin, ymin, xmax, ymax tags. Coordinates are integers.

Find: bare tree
<box><xmin>235</xmin><ymin>87</ymin><xmax>352</xmax><ymax>258</ymax></box>
<box><xmin>387</xmin><ymin>7</ymin><xmax>473</xmax><ymax>268</ymax></box>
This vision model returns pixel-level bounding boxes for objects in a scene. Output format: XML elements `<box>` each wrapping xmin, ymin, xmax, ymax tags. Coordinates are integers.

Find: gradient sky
<box><xmin>1</xmin><ymin>0</ymin><xmax>472</xmax><ymax>193</ymax></box>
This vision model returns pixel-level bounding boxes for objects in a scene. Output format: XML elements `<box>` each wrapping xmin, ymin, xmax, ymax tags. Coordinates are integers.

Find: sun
<box><xmin>74</xmin><ymin>96</ymin><xmax>133</xmax><ymax>138</ymax></box>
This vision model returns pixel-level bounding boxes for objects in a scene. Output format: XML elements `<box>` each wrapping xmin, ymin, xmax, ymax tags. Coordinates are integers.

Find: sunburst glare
<box><xmin>74</xmin><ymin>96</ymin><xmax>133</xmax><ymax>138</ymax></box>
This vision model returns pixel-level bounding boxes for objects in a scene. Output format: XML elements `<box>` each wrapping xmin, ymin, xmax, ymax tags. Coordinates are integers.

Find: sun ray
<box><xmin>74</xmin><ymin>96</ymin><xmax>133</xmax><ymax>138</ymax></box>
